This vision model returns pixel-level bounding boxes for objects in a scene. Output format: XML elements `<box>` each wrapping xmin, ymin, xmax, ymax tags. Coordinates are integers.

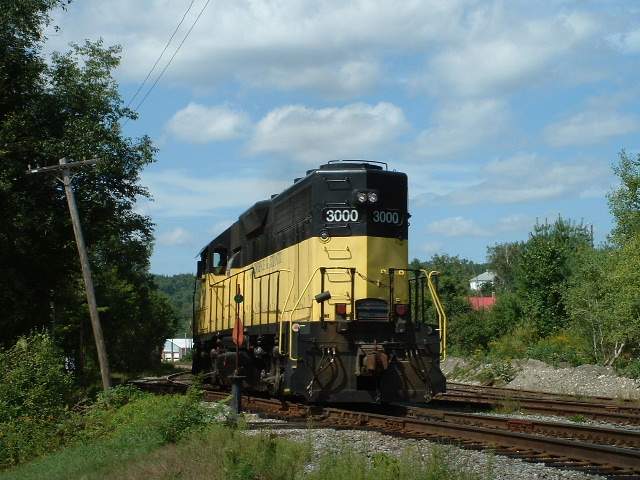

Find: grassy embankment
<box><xmin>1</xmin><ymin>386</ymin><xmax>492</xmax><ymax>480</ymax></box>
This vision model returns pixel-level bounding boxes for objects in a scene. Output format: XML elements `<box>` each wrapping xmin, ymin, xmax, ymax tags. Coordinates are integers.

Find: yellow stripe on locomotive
<box><xmin>195</xmin><ymin>236</ymin><xmax>408</xmax><ymax>331</ymax></box>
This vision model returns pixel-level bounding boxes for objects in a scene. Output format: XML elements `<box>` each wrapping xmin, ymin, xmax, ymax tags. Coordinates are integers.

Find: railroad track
<box><xmin>439</xmin><ymin>383</ymin><xmax>640</xmax><ymax>425</ymax></box>
<box><xmin>131</xmin><ymin>377</ymin><xmax>640</xmax><ymax>478</ymax></box>
<box><xmin>447</xmin><ymin>382</ymin><xmax>640</xmax><ymax>406</ymax></box>
<box><xmin>405</xmin><ymin>406</ymin><xmax>640</xmax><ymax>449</ymax></box>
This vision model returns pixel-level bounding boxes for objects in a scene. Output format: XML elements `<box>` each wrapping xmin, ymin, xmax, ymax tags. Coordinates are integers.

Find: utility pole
<box><xmin>27</xmin><ymin>158</ymin><xmax>111</xmax><ymax>390</ymax></box>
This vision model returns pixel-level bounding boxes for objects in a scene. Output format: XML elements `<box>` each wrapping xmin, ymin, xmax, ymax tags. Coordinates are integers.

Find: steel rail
<box><xmin>447</xmin><ymin>382</ymin><xmax>640</xmax><ymax>407</ymax></box>
<box><xmin>439</xmin><ymin>386</ymin><xmax>640</xmax><ymax>425</ymax></box>
<box><xmin>404</xmin><ymin>406</ymin><xmax>640</xmax><ymax>449</ymax></box>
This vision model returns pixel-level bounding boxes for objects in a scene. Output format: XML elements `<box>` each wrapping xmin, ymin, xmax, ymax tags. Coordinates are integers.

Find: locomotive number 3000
<box><xmin>372</xmin><ymin>210</ymin><xmax>401</xmax><ymax>224</ymax></box>
<box><xmin>324</xmin><ymin>209</ymin><xmax>359</xmax><ymax>222</ymax></box>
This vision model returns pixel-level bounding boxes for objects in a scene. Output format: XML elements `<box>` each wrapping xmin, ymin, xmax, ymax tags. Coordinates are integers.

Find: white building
<box><xmin>469</xmin><ymin>271</ymin><xmax>497</xmax><ymax>292</ymax></box>
<box><xmin>162</xmin><ymin>338</ymin><xmax>193</xmax><ymax>362</ymax></box>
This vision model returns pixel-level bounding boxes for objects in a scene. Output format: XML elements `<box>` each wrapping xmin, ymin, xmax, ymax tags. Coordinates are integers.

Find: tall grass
<box><xmin>307</xmin><ymin>446</ymin><xmax>490</xmax><ymax>480</ymax></box>
<box><xmin>81</xmin><ymin>428</ymin><xmax>489</xmax><ymax>480</ymax></box>
<box><xmin>0</xmin><ymin>388</ymin><xmax>215</xmax><ymax>480</ymax></box>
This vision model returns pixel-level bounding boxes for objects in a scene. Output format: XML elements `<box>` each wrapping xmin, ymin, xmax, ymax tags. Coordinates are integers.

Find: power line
<box><xmin>132</xmin><ymin>0</ymin><xmax>212</xmax><ymax>115</ymax></box>
<box><xmin>125</xmin><ymin>0</ymin><xmax>197</xmax><ymax>110</ymax></box>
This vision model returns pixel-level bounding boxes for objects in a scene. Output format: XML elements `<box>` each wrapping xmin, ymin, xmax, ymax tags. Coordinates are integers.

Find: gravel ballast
<box><xmin>443</xmin><ymin>357</ymin><xmax>640</xmax><ymax>399</ymax></box>
<box><xmin>507</xmin><ymin>359</ymin><xmax>640</xmax><ymax>399</ymax></box>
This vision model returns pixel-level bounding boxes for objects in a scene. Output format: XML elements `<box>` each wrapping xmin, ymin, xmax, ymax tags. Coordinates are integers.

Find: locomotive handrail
<box><xmin>286</xmin><ymin>267</ymin><xmax>322</xmax><ymax>361</ymax></box>
<box><xmin>276</xmin><ymin>268</ymin><xmax>295</xmax><ymax>355</ymax></box>
<box><xmin>199</xmin><ymin>265</ymin><xmax>294</xmax><ymax>334</ymax></box>
<box><xmin>205</xmin><ymin>265</ymin><xmax>255</xmax><ymax>288</ymax></box>
<box><xmin>424</xmin><ymin>269</ymin><xmax>447</xmax><ymax>360</ymax></box>
<box><xmin>327</xmin><ymin>159</ymin><xmax>388</xmax><ymax>170</ymax></box>
<box><xmin>324</xmin><ymin>178</ymin><xmax>350</xmax><ymax>183</ymax></box>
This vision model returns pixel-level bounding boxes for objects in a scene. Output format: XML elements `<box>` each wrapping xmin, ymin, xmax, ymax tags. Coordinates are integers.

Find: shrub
<box><xmin>78</xmin><ymin>386</ymin><xmax>211</xmax><ymax>444</ymax></box>
<box><xmin>0</xmin><ymin>333</ymin><xmax>75</xmax><ymax>468</ymax></box>
<box><xmin>487</xmin><ymin>324</ymin><xmax>536</xmax><ymax>360</ymax></box>
<box><xmin>476</xmin><ymin>362</ymin><xmax>517</xmax><ymax>386</ymax></box>
<box><xmin>449</xmin><ymin>293</ymin><xmax>523</xmax><ymax>355</ymax></box>
<box><xmin>525</xmin><ymin>332</ymin><xmax>590</xmax><ymax>366</ymax></box>
<box><xmin>615</xmin><ymin>357</ymin><xmax>640</xmax><ymax>379</ymax></box>
<box><xmin>486</xmin><ymin>292</ymin><xmax>522</xmax><ymax>334</ymax></box>
<box><xmin>0</xmin><ymin>333</ymin><xmax>74</xmax><ymax>423</ymax></box>
<box><xmin>448</xmin><ymin>310</ymin><xmax>494</xmax><ymax>354</ymax></box>
<box><xmin>94</xmin><ymin>384</ymin><xmax>146</xmax><ymax>410</ymax></box>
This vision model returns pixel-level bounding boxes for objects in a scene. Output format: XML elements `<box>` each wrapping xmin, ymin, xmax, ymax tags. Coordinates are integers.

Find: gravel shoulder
<box><xmin>443</xmin><ymin>357</ymin><xmax>640</xmax><ymax>399</ymax></box>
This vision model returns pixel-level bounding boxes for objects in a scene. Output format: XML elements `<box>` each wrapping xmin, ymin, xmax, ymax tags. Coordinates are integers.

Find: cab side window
<box><xmin>211</xmin><ymin>248</ymin><xmax>227</xmax><ymax>275</ymax></box>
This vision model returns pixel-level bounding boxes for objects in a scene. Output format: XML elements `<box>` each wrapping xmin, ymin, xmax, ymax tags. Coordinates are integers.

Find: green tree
<box><xmin>564</xmin><ymin>247</ymin><xmax>617</xmax><ymax>364</ymax></box>
<box><xmin>154</xmin><ymin>273</ymin><xmax>196</xmax><ymax>336</ymax></box>
<box><xmin>516</xmin><ymin>217</ymin><xmax>592</xmax><ymax>336</ymax></box>
<box><xmin>0</xmin><ymin>1</ymin><xmax>176</xmax><ymax>373</ymax></box>
<box><xmin>565</xmin><ymin>240</ymin><xmax>640</xmax><ymax>366</ymax></box>
<box><xmin>411</xmin><ymin>254</ymin><xmax>482</xmax><ymax>322</ymax></box>
<box><xmin>487</xmin><ymin>241</ymin><xmax>524</xmax><ymax>291</ymax></box>
<box><xmin>610</xmin><ymin>238</ymin><xmax>640</xmax><ymax>356</ymax></box>
<box><xmin>608</xmin><ymin>150</ymin><xmax>640</xmax><ymax>245</ymax></box>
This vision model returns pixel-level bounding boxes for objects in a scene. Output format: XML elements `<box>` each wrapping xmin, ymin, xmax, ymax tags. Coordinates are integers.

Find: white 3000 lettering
<box><xmin>324</xmin><ymin>209</ymin><xmax>359</xmax><ymax>222</ymax></box>
<box><xmin>372</xmin><ymin>210</ymin><xmax>401</xmax><ymax>224</ymax></box>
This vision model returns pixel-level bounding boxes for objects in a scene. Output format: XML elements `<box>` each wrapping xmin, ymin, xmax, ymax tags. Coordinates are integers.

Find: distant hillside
<box><xmin>153</xmin><ymin>273</ymin><xmax>194</xmax><ymax>336</ymax></box>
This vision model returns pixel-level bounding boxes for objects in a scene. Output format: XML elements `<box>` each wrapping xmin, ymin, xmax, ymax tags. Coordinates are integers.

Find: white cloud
<box><xmin>158</xmin><ymin>227</ymin><xmax>192</xmax><ymax>246</ymax></box>
<box><xmin>45</xmin><ymin>1</ymin><xmax>610</xmax><ymax>104</ymax></box>
<box><xmin>544</xmin><ymin>110</ymin><xmax>639</xmax><ymax>147</ymax></box>
<box><xmin>495</xmin><ymin>214</ymin><xmax>532</xmax><ymax>232</ymax></box>
<box><xmin>485</xmin><ymin>154</ymin><xmax>537</xmax><ymax>176</ymax></box>
<box><xmin>250</xmin><ymin>102</ymin><xmax>408</xmax><ymax>163</ymax></box>
<box><xmin>420</xmin><ymin>241</ymin><xmax>443</xmax><ymax>256</ymax></box>
<box><xmin>421</xmin><ymin>10</ymin><xmax>599</xmax><ymax>97</ymax></box>
<box><xmin>427</xmin><ymin>216</ymin><xmax>489</xmax><ymax>237</ymax></box>
<box><xmin>425</xmin><ymin>213</ymin><xmax>533</xmax><ymax>239</ymax></box>
<box><xmin>440</xmin><ymin>153</ymin><xmax>609</xmax><ymax>205</ymax></box>
<box><xmin>609</xmin><ymin>27</ymin><xmax>640</xmax><ymax>54</ymax></box>
<box><xmin>166</xmin><ymin>103</ymin><xmax>250</xmax><ymax>143</ymax></box>
<box><xmin>415</xmin><ymin>98</ymin><xmax>508</xmax><ymax>159</ymax></box>
<box><xmin>255</xmin><ymin>60</ymin><xmax>381</xmax><ymax>98</ymax></box>
<box><xmin>142</xmin><ymin>170</ymin><xmax>287</xmax><ymax>217</ymax></box>
<box><xmin>47</xmin><ymin>0</ymin><xmax>468</xmax><ymax>96</ymax></box>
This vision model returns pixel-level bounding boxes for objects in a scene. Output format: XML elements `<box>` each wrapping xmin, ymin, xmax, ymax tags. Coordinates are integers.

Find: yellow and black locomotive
<box><xmin>193</xmin><ymin>161</ymin><xmax>446</xmax><ymax>403</ymax></box>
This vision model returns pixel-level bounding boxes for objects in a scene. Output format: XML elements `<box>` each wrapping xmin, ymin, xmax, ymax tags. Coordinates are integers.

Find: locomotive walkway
<box><xmin>131</xmin><ymin>376</ymin><xmax>640</xmax><ymax>478</ymax></box>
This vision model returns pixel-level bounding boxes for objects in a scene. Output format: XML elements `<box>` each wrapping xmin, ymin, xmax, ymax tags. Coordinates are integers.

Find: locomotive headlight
<box><xmin>356</xmin><ymin>191</ymin><xmax>367</xmax><ymax>203</ymax></box>
<box><xmin>367</xmin><ymin>192</ymin><xmax>378</xmax><ymax>203</ymax></box>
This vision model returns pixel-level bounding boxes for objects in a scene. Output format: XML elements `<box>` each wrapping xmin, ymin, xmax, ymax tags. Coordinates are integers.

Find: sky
<box><xmin>45</xmin><ymin>0</ymin><xmax>640</xmax><ymax>275</ymax></box>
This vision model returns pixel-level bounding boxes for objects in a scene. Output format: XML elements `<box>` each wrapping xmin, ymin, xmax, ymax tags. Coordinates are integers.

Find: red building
<box><xmin>467</xmin><ymin>296</ymin><xmax>496</xmax><ymax>310</ymax></box>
